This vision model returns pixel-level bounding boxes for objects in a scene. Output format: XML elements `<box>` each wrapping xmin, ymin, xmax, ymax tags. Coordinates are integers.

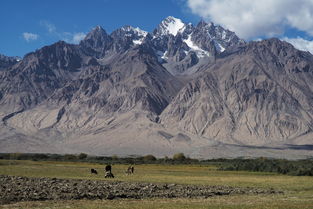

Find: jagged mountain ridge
<box><xmin>0</xmin><ymin>54</ymin><xmax>20</xmax><ymax>71</ymax></box>
<box><xmin>0</xmin><ymin>17</ymin><xmax>312</xmax><ymax>158</ymax></box>
<box><xmin>151</xmin><ymin>17</ymin><xmax>245</xmax><ymax>75</ymax></box>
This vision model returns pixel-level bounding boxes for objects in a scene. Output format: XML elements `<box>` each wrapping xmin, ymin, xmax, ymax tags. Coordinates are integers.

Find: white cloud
<box><xmin>282</xmin><ymin>37</ymin><xmax>313</xmax><ymax>54</ymax></box>
<box><xmin>40</xmin><ymin>20</ymin><xmax>56</xmax><ymax>33</ymax></box>
<box><xmin>61</xmin><ymin>32</ymin><xmax>86</xmax><ymax>44</ymax></box>
<box><xmin>186</xmin><ymin>0</ymin><xmax>313</xmax><ymax>39</ymax></box>
<box><xmin>72</xmin><ymin>32</ymin><xmax>86</xmax><ymax>43</ymax></box>
<box><xmin>23</xmin><ymin>32</ymin><xmax>39</xmax><ymax>42</ymax></box>
<box><xmin>40</xmin><ymin>20</ymin><xmax>86</xmax><ymax>44</ymax></box>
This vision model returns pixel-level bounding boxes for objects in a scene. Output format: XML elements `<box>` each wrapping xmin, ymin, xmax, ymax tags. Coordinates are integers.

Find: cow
<box><xmin>125</xmin><ymin>165</ymin><xmax>134</xmax><ymax>175</ymax></box>
<box><xmin>104</xmin><ymin>164</ymin><xmax>114</xmax><ymax>178</ymax></box>
<box><xmin>90</xmin><ymin>168</ymin><xmax>98</xmax><ymax>174</ymax></box>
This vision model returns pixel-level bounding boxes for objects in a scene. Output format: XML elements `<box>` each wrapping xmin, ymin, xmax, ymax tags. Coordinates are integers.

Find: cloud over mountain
<box><xmin>39</xmin><ymin>20</ymin><xmax>86</xmax><ymax>44</ymax></box>
<box><xmin>22</xmin><ymin>32</ymin><xmax>38</xmax><ymax>42</ymax></box>
<box><xmin>186</xmin><ymin>0</ymin><xmax>313</xmax><ymax>39</ymax></box>
<box><xmin>72</xmin><ymin>32</ymin><xmax>86</xmax><ymax>43</ymax></box>
<box><xmin>283</xmin><ymin>37</ymin><xmax>313</xmax><ymax>54</ymax></box>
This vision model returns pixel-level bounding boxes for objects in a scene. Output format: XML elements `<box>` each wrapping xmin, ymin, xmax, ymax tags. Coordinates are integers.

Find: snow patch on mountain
<box><xmin>214</xmin><ymin>41</ymin><xmax>225</xmax><ymax>52</ymax></box>
<box><xmin>121</xmin><ymin>26</ymin><xmax>148</xmax><ymax>45</ymax></box>
<box><xmin>184</xmin><ymin>35</ymin><xmax>210</xmax><ymax>58</ymax></box>
<box><xmin>156</xmin><ymin>50</ymin><xmax>168</xmax><ymax>62</ymax></box>
<box><xmin>133</xmin><ymin>39</ymin><xmax>144</xmax><ymax>45</ymax></box>
<box><xmin>121</xmin><ymin>26</ymin><xmax>148</xmax><ymax>36</ymax></box>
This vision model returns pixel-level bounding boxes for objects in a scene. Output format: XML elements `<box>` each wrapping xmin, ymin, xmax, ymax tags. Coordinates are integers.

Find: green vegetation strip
<box><xmin>1</xmin><ymin>153</ymin><xmax>313</xmax><ymax>176</ymax></box>
<box><xmin>0</xmin><ymin>160</ymin><xmax>313</xmax><ymax>209</ymax></box>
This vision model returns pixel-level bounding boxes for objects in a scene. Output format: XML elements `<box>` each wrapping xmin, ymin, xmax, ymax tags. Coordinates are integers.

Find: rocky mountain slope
<box><xmin>0</xmin><ymin>17</ymin><xmax>312</xmax><ymax>158</ymax></box>
<box><xmin>161</xmin><ymin>39</ymin><xmax>313</xmax><ymax>145</ymax></box>
<box><xmin>0</xmin><ymin>54</ymin><xmax>20</xmax><ymax>71</ymax></box>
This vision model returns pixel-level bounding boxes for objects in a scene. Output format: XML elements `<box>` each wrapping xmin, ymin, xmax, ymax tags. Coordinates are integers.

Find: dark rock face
<box><xmin>49</xmin><ymin>46</ymin><xmax>182</xmax><ymax>115</ymax></box>
<box><xmin>79</xmin><ymin>26</ymin><xmax>112</xmax><ymax>58</ymax></box>
<box><xmin>0</xmin><ymin>175</ymin><xmax>281</xmax><ymax>204</ymax></box>
<box><xmin>110</xmin><ymin>26</ymin><xmax>148</xmax><ymax>53</ymax></box>
<box><xmin>0</xmin><ymin>41</ymin><xmax>85</xmax><ymax>112</ymax></box>
<box><xmin>0</xmin><ymin>54</ymin><xmax>19</xmax><ymax>71</ymax></box>
<box><xmin>191</xmin><ymin>21</ymin><xmax>244</xmax><ymax>54</ymax></box>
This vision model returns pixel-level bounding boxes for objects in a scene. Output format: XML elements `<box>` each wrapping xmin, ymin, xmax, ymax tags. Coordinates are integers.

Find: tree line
<box><xmin>0</xmin><ymin>152</ymin><xmax>196</xmax><ymax>164</ymax></box>
<box><xmin>1</xmin><ymin>153</ymin><xmax>312</xmax><ymax>176</ymax></box>
<box><xmin>217</xmin><ymin>157</ymin><xmax>313</xmax><ymax>176</ymax></box>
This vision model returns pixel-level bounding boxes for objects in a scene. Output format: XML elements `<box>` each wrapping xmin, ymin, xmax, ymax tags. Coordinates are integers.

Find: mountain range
<box><xmin>1</xmin><ymin>16</ymin><xmax>313</xmax><ymax>159</ymax></box>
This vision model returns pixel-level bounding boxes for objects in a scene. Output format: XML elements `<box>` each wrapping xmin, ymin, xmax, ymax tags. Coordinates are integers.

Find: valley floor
<box><xmin>0</xmin><ymin>160</ymin><xmax>313</xmax><ymax>209</ymax></box>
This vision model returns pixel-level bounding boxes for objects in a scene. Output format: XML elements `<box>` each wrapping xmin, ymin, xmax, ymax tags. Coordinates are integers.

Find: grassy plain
<box><xmin>0</xmin><ymin>160</ymin><xmax>313</xmax><ymax>209</ymax></box>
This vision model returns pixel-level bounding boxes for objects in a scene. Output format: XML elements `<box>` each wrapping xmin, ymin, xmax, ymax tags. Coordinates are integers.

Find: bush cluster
<box><xmin>1</xmin><ymin>153</ymin><xmax>312</xmax><ymax>176</ymax></box>
<box><xmin>218</xmin><ymin>157</ymin><xmax>313</xmax><ymax>176</ymax></box>
<box><xmin>0</xmin><ymin>152</ymin><xmax>197</xmax><ymax>165</ymax></box>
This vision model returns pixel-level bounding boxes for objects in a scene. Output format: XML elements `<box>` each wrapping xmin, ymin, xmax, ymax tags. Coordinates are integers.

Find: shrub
<box><xmin>36</xmin><ymin>154</ymin><xmax>49</xmax><ymax>159</ymax></box>
<box><xmin>173</xmin><ymin>153</ymin><xmax>186</xmax><ymax>161</ymax></box>
<box><xmin>143</xmin><ymin>155</ymin><xmax>157</xmax><ymax>161</ymax></box>
<box><xmin>50</xmin><ymin>154</ymin><xmax>62</xmax><ymax>160</ymax></box>
<box><xmin>64</xmin><ymin>154</ymin><xmax>77</xmax><ymax>160</ymax></box>
<box><xmin>111</xmin><ymin>155</ymin><xmax>119</xmax><ymax>160</ymax></box>
<box><xmin>78</xmin><ymin>153</ymin><xmax>88</xmax><ymax>160</ymax></box>
<box><xmin>9</xmin><ymin>153</ymin><xmax>22</xmax><ymax>160</ymax></box>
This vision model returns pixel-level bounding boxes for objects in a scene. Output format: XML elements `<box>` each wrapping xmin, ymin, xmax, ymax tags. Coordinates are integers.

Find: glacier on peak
<box><xmin>155</xmin><ymin>16</ymin><xmax>186</xmax><ymax>36</ymax></box>
<box><xmin>119</xmin><ymin>25</ymin><xmax>148</xmax><ymax>45</ymax></box>
<box><xmin>184</xmin><ymin>34</ymin><xmax>210</xmax><ymax>58</ymax></box>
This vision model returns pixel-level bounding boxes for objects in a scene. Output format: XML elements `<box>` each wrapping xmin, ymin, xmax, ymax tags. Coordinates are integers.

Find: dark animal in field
<box><xmin>105</xmin><ymin>165</ymin><xmax>112</xmax><ymax>173</ymax></box>
<box><xmin>90</xmin><ymin>168</ymin><xmax>98</xmax><ymax>174</ymax></box>
<box><xmin>125</xmin><ymin>165</ymin><xmax>134</xmax><ymax>175</ymax></box>
<box><xmin>105</xmin><ymin>172</ymin><xmax>114</xmax><ymax>178</ymax></box>
<box><xmin>104</xmin><ymin>165</ymin><xmax>114</xmax><ymax>178</ymax></box>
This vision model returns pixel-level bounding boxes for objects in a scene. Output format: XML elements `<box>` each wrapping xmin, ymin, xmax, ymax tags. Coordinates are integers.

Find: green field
<box><xmin>1</xmin><ymin>160</ymin><xmax>313</xmax><ymax>209</ymax></box>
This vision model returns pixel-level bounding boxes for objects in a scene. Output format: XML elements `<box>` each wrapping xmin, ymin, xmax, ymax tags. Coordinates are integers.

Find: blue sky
<box><xmin>1</xmin><ymin>0</ymin><xmax>313</xmax><ymax>57</ymax></box>
<box><xmin>0</xmin><ymin>0</ymin><xmax>198</xmax><ymax>57</ymax></box>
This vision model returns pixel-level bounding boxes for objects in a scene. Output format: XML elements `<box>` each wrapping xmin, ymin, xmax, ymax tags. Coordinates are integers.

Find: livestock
<box><xmin>104</xmin><ymin>165</ymin><xmax>114</xmax><ymax>178</ymax></box>
<box><xmin>105</xmin><ymin>165</ymin><xmax>112</xmax><ymax>173</ymax></box>
<box><xmin>90</xmin><ymin>168</ymin><xmax>98</xmax><ymax>174</ymax></box>
<box><xmin>125</xmin><ymin>165</ymin><xmax>134</xmax><ymax>175</ymax></box>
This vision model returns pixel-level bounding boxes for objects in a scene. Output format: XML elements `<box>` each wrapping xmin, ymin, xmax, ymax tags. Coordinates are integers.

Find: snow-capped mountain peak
<box><xmin>121</xmin><ymin>25</ymin><xmax>148</xmax><ymax>37</ymax></box>
<box><xmin>113</xmin><ymin>25</ymin><xmax>148</xmax><ymax>45</ymax></box>
<box><xmin>154</xmin><ymin>16</ymin><xmax>186</xmax><ymax>37</ymax></box>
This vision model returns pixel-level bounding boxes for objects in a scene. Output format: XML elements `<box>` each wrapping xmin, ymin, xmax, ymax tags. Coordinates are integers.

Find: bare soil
<box><xmin>0</xmin><ymin>175</ymin><xmax>283</xmax><ymax>204</ymax></box>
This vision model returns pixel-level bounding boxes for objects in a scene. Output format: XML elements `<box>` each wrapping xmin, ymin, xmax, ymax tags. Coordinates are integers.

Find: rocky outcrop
<box><xmin>79</xmin><ymin>26</ymin><xmax>112</xmax><ymax>58</ymax></box>
<box><xmin>0</xmin><ymin>54</ymin><xmax>20</xmax><ymax>71</ymax></box>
